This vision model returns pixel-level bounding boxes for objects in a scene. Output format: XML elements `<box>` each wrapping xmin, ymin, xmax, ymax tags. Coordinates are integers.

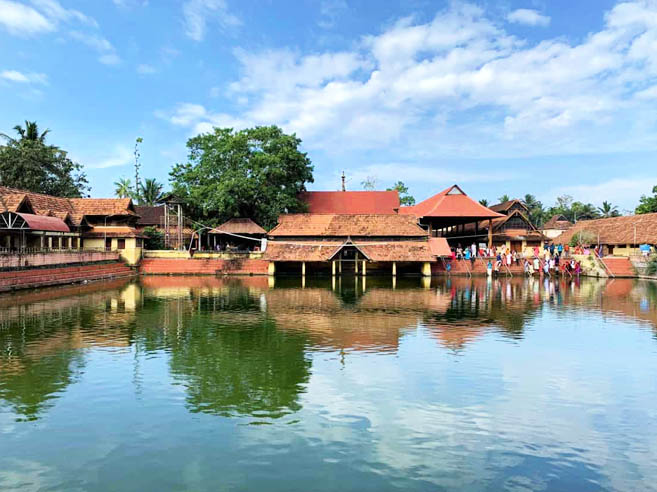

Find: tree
<box><xmin>636</xmin><ymin>185</ymin><xmax>657</xmax><ymax>214</ymax></box>
<box><xmin>523</xmin><ymin>193</ymin><xmax>545</xmax><ymax>227</ymax></box>
<box><xmin>142</xmin><ymin>226</ymin><xmax>164</xmax><ymax>250</ymax></box>
<box><xmin>479</xmin><ymin>198</ymin><xmax>489</xmax><ymax>207</ymax></box>
<box><xmin>497</xmin><ymin>194</ymin><xmax>510</xmax><ymax>203</ymax></box>
<box><xmin>169</xmin><ymin>126</ymin><xmax>314</xmax><ymax>229</ymax></box>
<box><xmin>0</xmin><ymin>122</ymin><xmax>88</xmax><ymax>197</ymax></box>
<box><xmin>114</xmin><ymin>177</ymin><xmax>134</xmax><ymax>198</ymax></box>
<box><xmin>361</xmin><ymin>176</ymin><xmax>377</xmax><ymax>191</ymax></box>
<box><xmin>386</xmin><ymin>181</ymin><xmax>415</xmax><ymax>206</ymax></box>
<box><xmin>139</xmin><ymin>178</ymin><xmax>164</xmax><ymax>206</ymax></box>
<box><xmin>134</xmin><ymin>137</ymin><xmax>143</xmax><ymax>199</ymax></box>
<box><xmin>598</xmin><ymin>201</ymin><xmax>620</xmax><ymax>218</ymax></box>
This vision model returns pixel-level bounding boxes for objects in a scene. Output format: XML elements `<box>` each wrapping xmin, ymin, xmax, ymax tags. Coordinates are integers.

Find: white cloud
<box><xmin>507</xmin><ymin>8</ymin><xmax>550</xmax><ymax>27</ymax></box>
<box><xmin>544</xmin><ymin>177</ymin><xmax>657</xmax><ymax>211</ymax></box>
<box><xmin>30</xmin><ymin>0</ymin><xmax>97</xmax><ymax>27</ymax></box>
<box><xmin>318</xmin><ymin>0</ymin><xmax>347</xmax><ymax>29</ymax></box>
<box><xmin>0</xmin><ymin>69</ymin><xmax>47</xmax><ymax>84</ymax></box>
<box><xmin>70</xmin><ymin>31</ymin><xmax>122</xmax><ymax>65</ymax></box>
<box><xmin>88</xmin><ymin>145</ymin><xmax>133</xmax><ymax>169</ymax></box>
<box><xmin>182</xmin><ymin>0</ymin><xmax>241</xmax><ymax>41</ymax></box>
<box><xmin>158</xmin><ymin>103</ymin><xmax>249</xmax><ymax>135</ymax></box>
<box><xmin>0</xmin><ymin>0</ymin><xmax>53</xmax><ymax>35</ymax></box>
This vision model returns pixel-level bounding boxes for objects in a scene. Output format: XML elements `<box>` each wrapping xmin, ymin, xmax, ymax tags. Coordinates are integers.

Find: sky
<box><xmin>2</xmin><ymin>0</ymin><xmax>657</xmax><ymax>211</ymax></box>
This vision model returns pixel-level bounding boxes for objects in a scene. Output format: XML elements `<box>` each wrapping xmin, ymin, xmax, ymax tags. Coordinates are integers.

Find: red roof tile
<box><xmin>399</xmin><ymin>185</ymin><xmax>503</xmax><ymax>219</ymax></box>
<box><xmin>264</xmin><ymin>240</ymin><xmax>435</xmax><ymax>262</ymax></box>
<box><xmin>556</xmin><ymin>213</ymin><xmax>657</xmax><ymax>245</ymax></box>
<box><xmin>268</xmin><ymin>214</ymin><xmax>427</xmax><ymax>237</ymax></box>
<box><xmin>210</xmin><ymin>218</ymin><xmax>266</xmax><ymax>235</ymax></box>
<box><xmin>428</xmin><ymin>237</ymin><xmax>451</xmax><ymax>256</ymax></box>
<box><xmin>300</xmin><ymin>191</ymin><xmax>400</xmax><ymax>214</ymax></box>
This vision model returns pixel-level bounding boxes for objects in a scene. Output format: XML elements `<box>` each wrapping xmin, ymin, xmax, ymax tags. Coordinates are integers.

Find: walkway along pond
<box><xmin>0</xmin><ymin>276</ymin><xmax>656</xmax><ymax>491</ymax></box>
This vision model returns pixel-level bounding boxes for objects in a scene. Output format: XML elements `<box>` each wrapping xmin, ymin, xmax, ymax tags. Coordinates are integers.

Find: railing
<box><xmin>594</xmin><ymin>255</ymin><xmax>616</xmax><ymax>278</ymax></box>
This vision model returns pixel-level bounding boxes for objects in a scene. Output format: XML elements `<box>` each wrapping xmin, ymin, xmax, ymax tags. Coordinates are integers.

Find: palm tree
<box><xmin>139</xmin><ymin>178</ymin><xmax>164</xmax><ymax>205</ymax></box>
<box><xmin>598</xmin><ymin>201</ymin><xmax>620</xmax><ymax>218</ymax></box>
<box><xmin>114</xmin><ymin>177</ymin><xmax>134</xmax><ymax>198</ymax></box>
<box><xmin>1</xmin><ymin>120</ymin><xmax>50</xmax><ymax>143</ymax></box>
<box><xmin>497</xmin><ymin>194</ymin><xmax>510</xmax><ymax>204</ymax></box>
<box><xmin>479</xmin><ymin>198</ymin><xmax>489</xmax><ymax>206</ymax></box>
<box><xmin>523</xmin><ymin>193</ymin><xmax>545</xmax><ymax>226</ymax></box>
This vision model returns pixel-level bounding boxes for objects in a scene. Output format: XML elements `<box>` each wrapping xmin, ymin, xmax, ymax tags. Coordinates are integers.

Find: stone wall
<box><xmin>139</xmin><ymin>257</ymin><xmax>269</xmax><ymax>275</ymax></box>
<box><xmin>0</xmin><ymin>251</ymin><xmax>119</xmax><ymax>270</ymax></box>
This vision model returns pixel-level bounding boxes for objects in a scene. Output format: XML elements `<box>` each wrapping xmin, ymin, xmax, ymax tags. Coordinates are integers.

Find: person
<box><xmin>557</xmin><ymin>243</ymin><xmax>563</xmax><ymax>256</ymax></box>
<box><xmin>543</xmin><ymin>259</ymin><xmax>550</xmax><ymax>276</ymax></box>
<box><xmin>575</xmin><ymin>261</ymin><xmax>581</xmax><ymax>276</ymax></box>
<box><xmin>506</xmin><ymin>250</ymin><xmax>512</xmax><ymax>267</ymax></box>
<box><xmin>456</xmin><ymin>246</ymin><xmax>463</xmax><ymax>260</ymax></box>
<box><xmin>487</xmin><ymin>260</ymin><xmax>493</xmax><ymax>277</ymax></box>
<box><xmin>450</xmin><ymin>248</ymin><xmax>456</xmax><ymax>261</ymax></box>
<box><xmin>549</xmin><ymin>243</ymin><xmax>555</xmax><ymax>257</ymax></box>
<box><xmin>533</xmin><ymin>256</ymin><xmax>540</xmax><ymax>274</ymax></box>
<box><xmin>465</xmin><ymin>248</ymin><xmax>471</xmax><ymax>261</ymax></box>
<box><xmin>564</xmin><ymin>243</ymin><xmax>570</xmax><ymax>257</ymax></box>
<box><xmin>549</xmin><ymin>257</ymin><xmax>555</xmax><ymax>272</ymax></box>
<box><xmin>534</xmin><ymin>245</ymin><xmax>540</xmax><ymax>258</ymax></box>
<box><xmin>471</xmin><ymin>243</ymin><xmax>477</xmax><ymax>259</ymax></box>
<box><xmin>495</xmin><ymin>258</ymin><xmax>501</xmax><ymax>274</ymax></box>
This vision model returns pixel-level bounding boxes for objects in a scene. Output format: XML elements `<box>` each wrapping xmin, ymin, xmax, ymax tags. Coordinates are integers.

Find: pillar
<box><xmin>68</xmin><ymin>237</ymin><xmax>73</xmax><ymax>249</ymax></box>
<box><xmin>332</xmin><ymin>260</ymin><xmax>336</xmax><ymax>276</ymax></box>
<box><xmin>40</xmin><ymin>235</ymin><xmax>45</xmax><ymax>250</ymax></box>
<box><xmin>422</xmin><ymin>276</ymin><xmax>431</xmax><ymax>289</ymax></box>
<box><xmin>48</xmin><ymin>236</ymin><xmax>53</xmax><ymax>249</ymax></box>
<box><xmin>339</xmin><ymin>260</ymin><xmax>342</xmax><ymax>274</ymax></box>
<box><xmin>355</xmin><ymin>257</ymin><xmax>359</xmax><ymax>274</ymax></box>
<box><xmin>392</xmin><ymin>262</ymin><xmax>397</xmax><ymax>276</ymax></box>
<box><xmin>362</xmin><ymin>260</ymin><xmax>367</xmax><ymax>276</ymax></box>
<box><xmin>488</xmin><ymin>219</ymin><xmax>493</xmax><ymax>248</ymax></box>
<box><xmin>268</xmin><ymin>261</ymin><xmax>276</xmax><ymax>276</ymax></box>
<box><xmin>301</xmin><ymin>261</ymin><xmax>306</xmax><ymax>276</ymax></box>
<box><xmin>268</xmin><ymin>276</ymin><xmax>275</xmax><ymax>288</ymax></box>
<box><xmin>422</xmin><ymin>262</ymin><xmax>431</xmax><ymax>277</ymax></box>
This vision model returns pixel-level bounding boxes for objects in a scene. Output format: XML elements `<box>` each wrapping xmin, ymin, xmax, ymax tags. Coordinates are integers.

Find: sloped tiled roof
<box><xmin>0</xmin><ymin>193</ymin><xmax>31</xmax><ymax>213</ymax></box>
<box><xmin>69</xmin><ymin>198</ymin><xmax>136</xmax><ymax>216</ymax></box>
<box><xmin>135</xmin><ymin>205</ymin><xmax>164</xmax><ymax>225</ymax></box>
<box><xmin>399</xmin><ymin>185</ymin><xmax>503</xmax><ymax>219</ymax></box>
<box><xmin>268</xmin><ymin>214</ymin><xmax>427</xmax><ymax>237</ymax></box>
<box><xmin>556</xmin><ymin>213</ymin><xmax>657</xmax><ymax>245</ymax></box>
<box><xmin>264</xmin><ymin>240</ymin><xmax>435</xmax><ymax>262</ymax></box>
<box><xmin>84</xmin><ymin>226</ymin><xmax>146</xmax><ymax>238</ymax></box>
<box><xmin>300</xmin><ymin>191</ymin><xmax>400</xmax><ymax>214</ymax></box>
<box><xmin>543</xmin><ymin>214</ymin><xmax>573</xmax><ymax>231</ymax></box>
<box><xmin>489</xmin><ymin>199</ymin><xmax>528</xmax><ymax>213</ymax></box>
<box><xmin>211</xmin><ymin>218</ymin><xmax>266</xmax><ymax>235</ymax></box>
<box><xmin>428</xmin><ymin>237</ymin><xmax>451</xmax><ymax>256</ymax></box>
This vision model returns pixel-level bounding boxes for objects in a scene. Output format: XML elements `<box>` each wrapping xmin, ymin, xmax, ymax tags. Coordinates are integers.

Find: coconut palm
<box><xmin>139</xmin><ymin>178</ymin><xmax>164</xmax><ymax>206</ymax></box>
<box><xmin>497</xmin><ymin>194</ymin><xmax>510</xmax><ymax>204</ymax></box>
<box><xmin>1</xmin><ymin>120</ymin><xmax>50</xmax><ymax>143</ymax></box>
<box><xmin>598</xmin><ymin>201</ymin><xmax>620</xmax><ymax>218</ymax></box>
<box><xmin>523</xmin><ymin>193</ymin><xmax>545</xmax><ymax>226</ymax></box>
<box><xmin>479</xmin><ymin>198</ymin><xmax>489</xmax><ymax>206</ymax></box>
<box><xmin>114</xmin><ymin>177</ymin><xmax>134</xmax><ymax>198</ymax></box>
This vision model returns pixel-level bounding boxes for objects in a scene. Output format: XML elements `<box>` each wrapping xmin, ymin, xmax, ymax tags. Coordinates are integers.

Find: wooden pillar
<box><xmin>48</xmin><ymin>236</ymin><xmax>53</xmax><ymax>249</ymax></box>
<box><xmin>40</xmin><ymin>235</ymin><xmax>45</xmax><ymax>250</ymax></box>
<box><xmin>392</xmin><ymin>262</ymin><xmax>397</xmax><ymax>276</ymax></box>
<box><xmin>301</xmin><ymin>262</ymin><xmax>306</xmax><ymax>276</ymax></box>
<box><xmin>362</xmin><ymin>260</ymin><xmax>367</xmax><ymax>276</ymax></box>
<box><xmin>355</xmin><ymin>255</ymin><xmax>359</xmax><ymax>274</ymax></box>
<box><xmin>68</xmin><ymin>237</ymin><xmax>73</xmax><ymax>249</ymax></box>
<box><xmin>488</xmin><ymin>219</ymin><xmax>493</xmax><ymax>248</ymax></box>
<box><xmin>268</xmin><ymin>261</ymin><xmax>276</xmax><ymax>276</ymax></box>
<box><xmin>332</xmin><ymin>260</ymin><xmax>336</xmax><ymax>276</ymax></box>
<box><xmin>339</xmin><ymin>260</ymin><xmax>342</xmax><ymax>274</ymax></box>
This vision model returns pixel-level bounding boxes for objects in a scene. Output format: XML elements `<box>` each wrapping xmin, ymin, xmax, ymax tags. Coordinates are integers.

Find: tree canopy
<box><xmin>636</xmin><ymin>185</ymin><xmax>657</xmax><ymax>214</ymax></box>
<box><xmin>0</xmin><ymin>121</ymin><xmax>89</xmax><ymax>197</ymax></box>
<box><xmin>169</xmin><ymin>126</ymin><xmax>314</xmax><ymax>229</ymax></box>
<box><xmin>386</xmin><ymin>181</ymin><xmax>415</xmax><ymax>206</ymax></box>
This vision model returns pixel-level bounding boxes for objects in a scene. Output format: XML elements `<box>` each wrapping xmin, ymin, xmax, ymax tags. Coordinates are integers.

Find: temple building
<box><xmin>399</xmin><ymin>185</ymin><xmax>503</xmax><ymax>247</ymax></box>
<box><xmin>135</xmin><ymin>204</ymin><xmax>194</xmax><ymax>249</ymax></box>
<box><xmin>300</xmin><ymin>191</ymin><xmax>400</xmax><ymax>214</ymax></box>
<box><xmin>263</xmin><ymin>213</ymin><xmax>449</xmax><ymax>276</ymax></box>
<box><xmin>0</xmin><ymin>186</ymin><xmax>144</xmax><ymax>264</ymax></box>
<box><xmin>542</xmin><ymin>214</ymin><xmax>573</xmax><ymax>239</ymax></box>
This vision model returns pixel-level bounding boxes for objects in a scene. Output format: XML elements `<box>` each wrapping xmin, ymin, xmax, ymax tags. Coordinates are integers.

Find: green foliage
<box><xmin>569</xmin><ymin>229</ymin><xmax>597</xmax><ymax>247</ymax></box>
<box><xmin>636</xmin><ymin>185</ymin><xmax>657</xmax><ymax>214</ymax></box>
<box><xmin>546</xmin><ymin>194</ymin><xmax>600</xmax><ymax>222</ymax></box>
<box><xmin>142</xmin><ymin>226</ymin><xmax>164</xmax><ymax>250</ymax></box>
<box><xmin>498</xmin><ymin>194</ymin><xmax>510</xmax><ymax>203</ymax></box>
<box><xmin>114</xmin><ymin>177</ymin><xmax>134</xmax><ymax>198</ymax></box>
<box><xmin>0</xmin><ymin>122</ymin><xmax>88</xmax><ymax>197</ymax></box>
<box><xmin>479</xmin><ymin>198</ymin><xmax>489</xmax><ymax>207</ymax></box>
<box><xmin>522</xmin><ymin>193</ymin><xmax>545</xmax><ymax>227</ymax></box>
<box><xmin>387</xmin><ymin>181</ymin><xmax>415</xmax><ymax>206</ymax></box>
<box><xmin>139</xmin><ymin>178</ymin><xmax>164</xmax><ymax>206</ymax></box>
<box><xmin>361</xmin><ymin>176</ymin><xmax>377</xmax><ymax>191</ymax></box>
<box><xmin>598</xmin><ymin>200</ymin><xmax>620</xmax><ymax>217</ymax></box>
<box><xmin>169</xmin><ymin>126</ymin><xmax>314</xmax><ymax>229</ymax></box>
<box><xmin>646</xmin><ymin>256</ymin><xmax>657</xmax><ymax>276</ymax></box>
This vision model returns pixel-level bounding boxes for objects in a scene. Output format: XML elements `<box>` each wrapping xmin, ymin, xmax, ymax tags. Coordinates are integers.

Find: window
<box><xmin>136</xmin><ymin>238</ymin><xmax>143</xmax><ymax>248</ymax></box>
<box><xmin>117</xmin><ymin>239</ymin><xmax>126</xmax><ymax>250</ymax></box>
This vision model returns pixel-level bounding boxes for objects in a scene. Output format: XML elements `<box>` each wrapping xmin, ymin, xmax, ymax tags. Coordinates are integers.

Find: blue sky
<box><xmin>2</xmin><ymin>0</ymin><xmax>657</xmax><ymax>211</ymax></box>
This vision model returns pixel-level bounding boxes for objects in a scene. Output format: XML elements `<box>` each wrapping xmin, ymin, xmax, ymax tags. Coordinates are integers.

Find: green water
<box><xmin>0</xmin><ymin>275</ymin><xmax>656</xmax><ymax>491</ymax></box>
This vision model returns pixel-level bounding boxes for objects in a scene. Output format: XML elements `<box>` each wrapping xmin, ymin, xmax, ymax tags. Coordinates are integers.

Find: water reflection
<box><xmin>0</xmin><ymin>276</ymin><xmax>656</xmax><ymax>490</ymax></box>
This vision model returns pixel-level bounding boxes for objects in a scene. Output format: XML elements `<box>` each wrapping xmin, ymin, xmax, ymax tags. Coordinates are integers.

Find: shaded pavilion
<box><xmin>399</xmin><ymin>185</ymin><xmax>503</xmax><ymax>247</ymax></box>
<box><xmin>209</xmin><ymin>218</ymin><xmax>266</xmax><ymax>252</ymax></box>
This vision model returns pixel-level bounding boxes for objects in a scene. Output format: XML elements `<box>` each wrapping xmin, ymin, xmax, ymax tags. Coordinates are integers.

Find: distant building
<box><xmin>209</xmin><ymin>218</ymin><xmax>266</xmax><ymax>251</ymax></box>
<box><xmin>542</xmin><ymin>214</ymin><xmax>573</xmax><ymax>239</ymax></box>
<box><xmin>479</xmin><ymin>198</ymin><xmax>545</xmax><ymax>253</ymax></box>
<box><xmin>299</xmin><ymin>191</ymin><xmax>400</xmax><ymax>214</ymax></box>
<box><xmin>556</xmin><ymin>213</ymin><xmax>657</xmax><ymax>256</ymax></box>
<box><xmin>0</xmin><ymin>186</ymin><xmax>143</xmax><ymax>263</ymax></box>
<box><xmin>135</xmin><ymin>205</ymin><xmax>194</xmax><ymax>250</ymax></box>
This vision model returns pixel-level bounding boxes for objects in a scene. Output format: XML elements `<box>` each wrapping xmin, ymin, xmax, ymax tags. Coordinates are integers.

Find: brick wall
<box><xmin>139</xmin><ymin>258</ymin><xmax>269</xmax><ymax>275</ymax></box>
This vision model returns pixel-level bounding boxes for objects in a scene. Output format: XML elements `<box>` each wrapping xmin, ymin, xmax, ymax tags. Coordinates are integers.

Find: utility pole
<box><xmin>341</xmin><ymin>171</ymin><xmax>346</xmax><ymax>192</ymax></box>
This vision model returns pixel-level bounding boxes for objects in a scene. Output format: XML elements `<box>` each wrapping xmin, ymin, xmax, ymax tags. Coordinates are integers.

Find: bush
<box><xmin>143</xmin><ymin>226</ymin><xmax>164</xmax><ymax>250</ymax></box>
<box><xmin>647</xmin><ymin>256</ymin><xmax>657</xmax><ymax>276</ymax></box>
<box><xmin>569</xmin><ymin>230</ymin><xmax>597</xmax><ymax>247</ymax></box>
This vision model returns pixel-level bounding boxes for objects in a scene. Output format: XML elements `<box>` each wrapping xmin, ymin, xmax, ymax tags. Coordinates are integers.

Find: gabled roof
<box><xmin>0</xmin><ymin>193</ymin><xmax>32</xmax><ymax>213</ymax></box>
<box><xmin>210</xmin><ymin>218</ymin><xmax>266</xmax><ymax>235</ymax></box>
<box><xmin>463</xmin><ymin>210</ymin><xmax>542</xmax><ymax>235</ymax></box>
<box><xmin>69</xmin><ymin>198</ymin><xmax>136</xmax><ymax>216</ymax></box>
<box><xmin>489</xmin><ymin>199</ymin><xmax>528</xmax><ymax>214</ymax></box>
<box><xmin>268</xmin><ymin>214</ymin><xmax>427</xmax><ymax>237</ymax></box>
<box><xmin>399</xmin><ymin>185</ymin><xmax>503</xmax><ymax>219</ymax></box>
<box><xmin>300</xmin><ymin>191</ymin><xmax>400</xmax><ymax>214</ymax></box>
<box><xmin>428</xmin><ymin>237</ymin><xmax>451</xmax><ymax>256</ymax></box>
<box><xmin>263</xmin><ymin>240</ymin><xmax>435</xmax><ymax>262</ymax></box>
<box><xmin>135</xmin><ymin>205</ymin><xmax>164</xmax><ymax>225</ymax></box>
<box><xmin>556</xmin><ymin>213</ymin><xmax>657</xmax><ymax>245</ymax></box>
<box><xmin>0</xmin><ymin>211</ymin><xmax>70</xmax><ymax>232</ymax></box>
<box><xmin>543</xmin><ymin>214</ymin><xmax>573</xmax><ymax>230</ymax></box>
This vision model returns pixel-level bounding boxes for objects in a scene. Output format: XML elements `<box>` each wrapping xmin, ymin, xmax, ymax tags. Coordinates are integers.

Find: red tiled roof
<box><xmin>84</xmin><ymin>226</ymin><xmax>145</xmax><ymax>238</ymax></box>
<box><xmin>556</xmin><ymin>213</ymin><xmax>657</xmax><ymax>245</ymax></box>
<box><xmin>264</xmin><ymin>240</ymin><xmax>435</xmax><ymax>262</ymax></box>
<box><xmin>16</xmin><ymin>213</ymin><xmax>70</xmax><ymax>232</ymax></box>
<box><xmin>0</xmin><ymin>193</ymin><xmax>31</xmax><ymax>213</ymax></box>
<box><xmin>268</xmin><ymin>214</ymin><xmax>427</xmax><ymax>237</ymax></box>
<box><xmin>489</xmin><ymin>199</ymin><xmax>528</xmax><ymax>213</ymax></box>
<box><xmin>135</xmin><ymin>205</ymin><xmax>164</xmax><ymax>225</ymax></box>
<box><xmin>399</xmin><ymin>185</ymin><xmax>503</xmax><ymax>219</ymax></box>
<box><xmin>69</xmin><ymin>198</ymin><xmax>136</xmax><ymax>216</ymax></box>
<box><xmin>300</xmin><ymin>191</ymin><xmax>400</xmax><ymax>214</ymax></box>
<box><xmin>210</xmin><ymin>218</ymin><xmax>266</xmax><ymax>235</ymax></box>
<box><xmin>543</xmin><ymin>214</ymin><xmax>573</xmax><ymax>230</ymax></box>
<box><xmin>428</xmin><ymin>237</ymin><xmax>451</xmax><ymax>256</ymax></box>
